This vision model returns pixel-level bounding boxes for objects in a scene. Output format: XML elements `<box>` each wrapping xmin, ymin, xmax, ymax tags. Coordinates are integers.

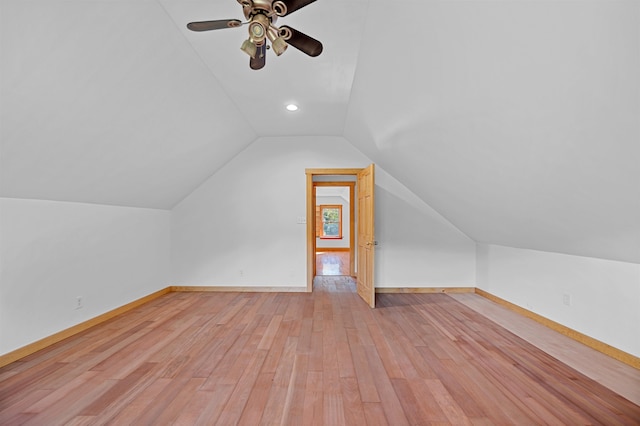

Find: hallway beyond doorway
<box><xmin>315</xmin><ymin>250</ymin><xmax>350</xmax><ymax>276</ymax></box>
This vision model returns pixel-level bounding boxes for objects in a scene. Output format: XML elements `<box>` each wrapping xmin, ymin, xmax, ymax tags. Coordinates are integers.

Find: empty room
<box><xmin>1</xmin><ymin>0</ymin><xmax>639</xmax><ymax>424</ymax></box>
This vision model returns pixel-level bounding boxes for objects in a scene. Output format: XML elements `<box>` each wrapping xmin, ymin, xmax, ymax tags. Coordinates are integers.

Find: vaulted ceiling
<box><xmin>1</xmin><ymin>0</ymin><xmax>638</xmax><ymax>263</ymax></box>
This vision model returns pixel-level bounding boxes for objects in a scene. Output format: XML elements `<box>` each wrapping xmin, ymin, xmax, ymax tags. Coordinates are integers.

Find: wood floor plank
<box><xmin>200</xmin><ymin>330</ymin><xmax>254</xmax><ymax>390</ymax></box>
<box><xmin>279</xmin><ymin>352</ymin><xmax>308</xmax><ymax>426</ymax></box>
<box><xmin>128</xmin><ymin>376</ymin><xmax>193</xmax><ymax>424</ymax></box>
<box><xmin>159</xmin><ymin>389</ymin><xmax>213</xmax><ymax>425</ymax></box>
<box><xmin>215</xmin><ymin>349</ymin><xmax>268</xmax><ymax>425</ymax></box>
<box><xmin>406</xmin><ymin>378</ymin><xmax>449</xmax><ymax>423</ymax></box>
<box><xmin>65</xmin><ymin>415</ymin><xmax>97</xmax><ymax>425</ymax></box>
<box><xmin>80</xmin><ymin>362</ymin><xmax>158</xmax><ymax>416</ymax></box>
<box><xmin>0</xmin><ymin>389</ymin><xmax>49</xmax><ymax>424</ymax></box>
<box><xmin>153</xmin><ymin>377</ymin><xmax>207</xmax><ymax>425</ymax></box>
<box><xmin>339</xmin><ymin>377</ymin><xmax>367</xmax><ymax>425</ymax></box>
<box><xmin>1</xmin><ymin>280</ymin><xmax>639</xmax><ymax>425</ymax></box>
<box><xmin>260</xmin><ymin>337</ymin><xmax>300</xmax><ymax>425</ymax></box>
<box><xmin>375</xmin><ymin>317</ymin><xmax>425</xmax><ymax>381</ymax></box>
<box><xmin>257</xmin><ymin>314</ymin><xmax>283</xmax><ymax>350</ymax></box>
<box><xmin>260</xmin><ymin>318</ymin><xmax>293</xmax><ymax>374</ymax></box>
<box><xmin>191</xmin><ymin>323</ymin><xmax>245</xmax><ymax>379</ymax></box>
<box><xmin>0</xmin><ymin>361</ymin><xmax>65</xmax><ymax>407</ymax></box>
<box><xmin>301</xmin><ymin>371</ymin><xmax>324</xmax><ymax>425</ymax></box>
<box><xmin>332</xmin><ymin>290</ymin><xmax>357</xmax><ymax>379</ymax></box>
<box><xmin>323</xmin><ymin>392</ymin><xmax>346</xmax><ymax>426</ymax></box>
<box><xmin>367</xmin><ymin>316</ymin><xmax>405</xmax><ymax>379</ymax></box>
<box><xmin>390</xmin><ymin>377</ymin><xmax>427</xmax><ymax>425</ymax></box>
<box><xmin>23</xmin><ymin>373</ymin><xmax>114</xmax><ymax>425</ymax></box>
<box><xmin>20</xmin><ymin>370</ymin><xmax>100</xmax><ymax>415</ymax></box>
<box><xmin>82</xmin><ymin>366</ymin><xmax>165</xmax><ymax>423</ymax></box>
<box><xmin>346</xmin><ymin>327</ymin><xmax>380</xmax><ymax>403</ymax></box>
<box><xmin>443</xmin><ymin>358</ymin><xmax>539</xmax><ymax>425</ymax></box>
<box><xmin>192</xmin><ymin>384</ymin><xmax>235</xmax><ymax>425</ymax></box>
<box><xmin>322</xmin><ymin>319</ymin><xmax>341</xmax><ymax>394</ymax></box>
<box><xmin>362</xmin><ymin>402</ymin><xmax>389</xmax><ymax>426</ymax></box>
<box><xmin>426</xmin><ymin>378</ymin><xmax>474</xmax><ymax>426</ymax></box>
<box><xmin>102</xmin><ymin>377</ymin><xmax>172</xmax><ymax>424</ymax></box>
<box><xmin>308</xmin><ymin>321</ymin><xmax>324</xmax><ymax>373</ymax></box>
<box><xmin>236</xmin><ymin>371</ymin><xmax>275</xmax><ymax>425</ymax></box>
<box><xmin>363</xmin><ymin>341</ymin><xmax>410</xmax><ymax>425</ymax></box>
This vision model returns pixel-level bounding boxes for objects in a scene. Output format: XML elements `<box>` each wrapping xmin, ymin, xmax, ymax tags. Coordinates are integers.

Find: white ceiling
<box><xmin>317</xmin><ymin>186</ymin><xmax>350</xmax><ymax>203</ymax></box>
<box><xmin>1</xmin><ymin>0</ymin><xmax>638</xmax><ymax>263</ymax></box>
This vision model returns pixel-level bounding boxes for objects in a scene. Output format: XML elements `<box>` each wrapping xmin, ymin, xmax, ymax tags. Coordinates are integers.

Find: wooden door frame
<box><xmin>314</xmin><ymin>181</ymin><xmax>356</xmax><ymax>277</ymax></box>
<box><xmin>305</xmin><ymin>168</ymin><xmax>363</xmax><ymax>292</ymax></box>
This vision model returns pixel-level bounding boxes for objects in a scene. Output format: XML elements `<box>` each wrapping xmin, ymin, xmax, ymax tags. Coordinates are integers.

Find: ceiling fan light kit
<box><xmin>267</xmin><ymin>27</ymin><xmax>288</xmax><ymax>56</ymax></box>
<box><xmin>187</xmin><ymin>0</ymin><xmax>323</xmax><ymax>70</ymax></box>
<box><xmin>240</xmin><ymin>38</ymin><xmax>258</xmax><ymax>58</ymax></box>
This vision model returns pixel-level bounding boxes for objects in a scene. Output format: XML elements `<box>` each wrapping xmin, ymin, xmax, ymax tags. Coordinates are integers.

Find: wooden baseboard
<box><xmin>0</xmin><ymin>287</ymin><xmax>172</xmax><ymax>369</ymax></box>
<box><xmin>475</xmin><ymin>288</ymin><xmax>640</xmax><ymax>370</ymax></box>
<box><xmin>171</xmin><ymin>286</ymin><xmax>308</xmax><ymax>293</ymax></box>
<box><xmin>376</xmin><ymin>287</ymin><xmax>475</xmax><ymax>294</ymax></box>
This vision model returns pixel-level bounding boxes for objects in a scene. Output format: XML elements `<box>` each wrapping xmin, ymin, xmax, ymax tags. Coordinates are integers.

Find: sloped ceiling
<box><xmin>343</xmin><ymin>0</ymin><xmax>639</xmax><ymax>263</ymax></box>
<box><xmin>1</xmin><ymin>0</ymin><xmax>638</xmax><ymax>263</ymax></box>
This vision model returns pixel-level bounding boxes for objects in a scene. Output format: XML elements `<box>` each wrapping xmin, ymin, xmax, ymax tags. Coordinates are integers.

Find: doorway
<box><xmin>315</xmin><ymin>183</ymin><xmax>355</xmax><ymax>277</ymax></box>
<box><xmin>305</xmin><ymin>166</ymin><xmax>376</xmax><ymax>307</ymax></box>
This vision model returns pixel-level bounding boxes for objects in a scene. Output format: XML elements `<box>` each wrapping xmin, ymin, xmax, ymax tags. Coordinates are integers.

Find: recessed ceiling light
<box><xmin>286</xmin><ymin>104</ymin><xmax>299</xmax><ymax>111</ymax></box>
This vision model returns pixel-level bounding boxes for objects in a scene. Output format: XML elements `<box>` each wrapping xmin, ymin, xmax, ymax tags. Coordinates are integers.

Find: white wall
<box><xmin>0</xmin><ymin>198</ymin><xmax>171</xmax><ymax>355</ymax></box>
<box><xmin>171</xmin><ymin>136</ymin><xmax>476</xmax><ymax>289</ymax></box>
<box><xmin>316</xmin><ymin>194</ymin><xmax>350</xmax><ymax>249</ymax></box>
<box><xmin>374</xmin><ymin>167</ymin><xmax>476</xmax><ymax>288</ymax></box>
<box><xmin>171</xmin><ymin>136</ymin><xmax>365</xmax><ymax>288</ymax></box>
<box><xmin>476</xmin><ymin>243</ymin><xmax>640</xmax><ymax>357</ymax></box>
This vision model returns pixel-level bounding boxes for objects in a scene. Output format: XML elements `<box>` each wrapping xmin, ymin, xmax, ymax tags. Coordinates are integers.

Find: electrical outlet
<box><xmin>239</xmin><ymin>269</ymin><xmax>244</xmax><ymax>277</ymax></box>
<box><xmin>76</xmin><ymin>296</ymin><xmax>83</xmax><ymax>310</ymax></box>
<box><xmin>562</xmin><ymin>293</ymin><xmax>571</xmax><ymax>306</ymax></box>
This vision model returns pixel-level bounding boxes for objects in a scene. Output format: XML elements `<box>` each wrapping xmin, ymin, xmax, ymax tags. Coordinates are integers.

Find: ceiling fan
<box><xmin>187</xmin><ymin>0</ymin><xmax>323</xmax><ymax>70</ymax></box>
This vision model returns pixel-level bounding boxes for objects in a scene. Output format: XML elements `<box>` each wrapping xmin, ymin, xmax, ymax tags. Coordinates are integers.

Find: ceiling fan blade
<box><xmin>187</xmin><ymin>19</ymin><xmax>242</xmax><ymax>32</ymax></box>
<box><xmin>279</xmin><ymin>26</ymin><xmax>323</xmax><ymax>57</ymax></box>
<box><xmin>250</xmin><ymin>44</ymin><xmax>267</xmax><ymax>70</ymax></box>
<box><xmin>274</xmin><ymin>0</ymin><xmax>317</xmax><ymax>16</ymax></box>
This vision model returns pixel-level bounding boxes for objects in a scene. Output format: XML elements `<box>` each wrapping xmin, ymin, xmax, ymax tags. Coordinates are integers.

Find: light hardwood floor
<box><xmin>315</xmin><ymin>251</ymin><xmax>350</xmax><ymax>276</ymax></box>
<box><xmin>1</xmin><ymin>277</ymin><xmax>639</xmax><ymax>425</ymax></box>
<box><xmin>450</xmin><ymin>292</ymin><xmax>640</xmax><ymax>407</ymax></box>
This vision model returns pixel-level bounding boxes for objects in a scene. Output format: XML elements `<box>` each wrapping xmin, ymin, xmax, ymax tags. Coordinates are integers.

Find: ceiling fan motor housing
<box><xmin>238</xmin><ymin>0</ymin><xmax>279</xmax><ymax>21</ymax></box>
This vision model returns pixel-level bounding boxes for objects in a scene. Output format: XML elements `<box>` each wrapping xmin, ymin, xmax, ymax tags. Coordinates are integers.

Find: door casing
<box><xmin>305</xmin><ymin>167</ymin><xmax>375</xmax><ymax>301</ymax></box>
<box><xmin>314</xmin><ymin>181</ymin><xmax>356</xmax><ymax>277</ymax></box>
